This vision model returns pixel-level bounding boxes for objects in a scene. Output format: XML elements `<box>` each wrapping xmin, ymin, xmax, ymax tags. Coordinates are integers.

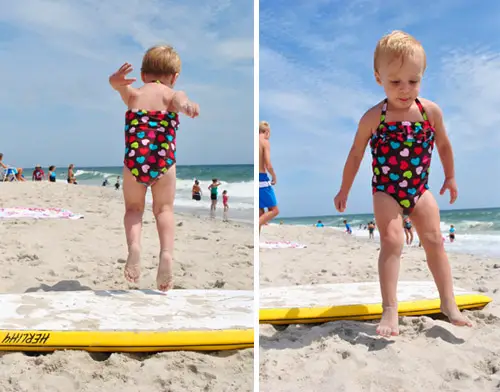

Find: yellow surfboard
<box><xmin>0</xmin><ymin>289</ymin><xmax>253</xmax><ymax>352</ymax></box>
<box><xmin>259</xmin><ymin>281</ymin><xmax>492</xmax><ymax>325</ymax></box>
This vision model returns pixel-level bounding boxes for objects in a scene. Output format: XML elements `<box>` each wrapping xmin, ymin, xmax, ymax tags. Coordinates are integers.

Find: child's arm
<box><xmin>109</xmin><ymin>63</ymin><xmax>138</xmax><ymax>107</ymax></box>
<box><xmin>334</xmin><ymin>107</ymin><xmax>376</xmax><ymax>212</ymax></box>
<box><xmin>170</xmin><ymin>91</ymin><xmax>200</xmax><ymax>118</ymax></box>
<box><xmin>429</xmin><ymin>102</ymin><xmax>455</xmax><ymax>180</ymax></box>
<box><xmin>339</xmin><ymin>109</ymin><xmax>376</xmax><ymax>194</ymax></box>
<box><xmin>262</xmin><ymin>138</ymin><xmax>277</xmax><ymax>185</ymax></box>
<box><xmin>427</xmin><ymin>100</ymin><xmax>457</xmax><ymax>203</ymax></box>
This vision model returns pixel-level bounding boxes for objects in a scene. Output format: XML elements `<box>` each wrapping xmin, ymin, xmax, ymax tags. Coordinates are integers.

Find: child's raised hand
<box><xmin>184</xmin><ymin>101</ymin><xmax>200</xmax><ymax>118</ymax></box>
<box><xmin>109</xmin><ymin>63</ymin><xmax>136</xmax><ymax>90</ymax></box>
<box><xmin>334</xmin><ymin>190</ymin><xmax>348</xmax><ymax>212</ymax></box>
<box><xmin>439</xmin><ymin>177</ymin><xmax>458</xmax><ymax>204</ymax></box>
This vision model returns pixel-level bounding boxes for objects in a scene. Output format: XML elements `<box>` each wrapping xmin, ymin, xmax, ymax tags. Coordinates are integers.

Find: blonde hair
<box><xmin>259</xmin><ymin>121</ymin><xmax>270</xmax><ymax>134</ymax></box>
<box><xmin>141</xmin><ymin>45</ymin><xmax>181</xmax><ymax>76</ymax></box>
<box><xmin>374</xmin><ymin>30</ymin><xmax>426</xmax><ymax>72</ymax></box>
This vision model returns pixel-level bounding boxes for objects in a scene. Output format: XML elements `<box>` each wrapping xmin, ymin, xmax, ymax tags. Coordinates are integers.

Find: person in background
<box><xmin>48</xmin><ymin>166</ymin><xmax>57</xmax><ymax>182</ymax></box>
<box><xmin>316</xmin><ymin>220</ymin><xmax>324</xmax><ymax>228</ymax></box>
<box><xmin>449</xmin><ymin>224</ymin><xmax>456</xmax><ymax>242</ymax></box>
<box><xmin>343</xmin><ymin>219</ymin><xmax>352</xmax><ymax>234</ymax></box>
<box><xmin>403</xmin><ymin>216</ymin><xmax>414</xmax><ymax>245</ymax></box>
<box><xmin>192</xmin><ymin>179</ymin><xmax>202</xmax><ymax>201</ymax></box>
<box><xmin>115</xmin><ymin>176</ymin><xmax>121</xmax><ymax>190</ymax></box>
<box><xmin>222</xmin><ymin>190</ymin><xmax>229</xmax><ymax>221</ymax></box>
<box><xmin>32</xmin><ymin>165</ymin><xmax>45</xmax><ymax>181</ymax></box>
<box><xmin>102</xmin><ymin>178</ymin><xmax>109</xmax><ymax>186</ymax></box>
<box><xmin>208</xmin><ymin>178</ymin><xmax>222</xmax><ymax>217</ymax></box>
<box><xmin>368</xmin><ymin>221</ymin><xmax>376</xmax><ymax>239</ymax></box>
<box><xmin>0</xmin><ymin>153</ymin><xmax>25</xmax><ymax>181</ymax></box>
<box><xmin>67</xmin><ymin>164</ymin><xmax>77</xmax><ymax>184</ymax></box>
<box><xmin>259</xmin><ymin>121</ymin><xmax>279</xmax><ymax>234</ymax></box>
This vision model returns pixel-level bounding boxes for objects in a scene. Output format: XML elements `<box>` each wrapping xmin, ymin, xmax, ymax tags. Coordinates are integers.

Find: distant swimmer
<box><xmin>259</xmin><ymin>121</ymin><xmax>279</xmax><ymax>234</ymax></box>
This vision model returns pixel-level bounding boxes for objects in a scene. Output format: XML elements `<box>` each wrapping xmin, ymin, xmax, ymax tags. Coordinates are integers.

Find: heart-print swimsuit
<box><xmin>124</xmin><ymin>109</ymin><xmax>179</xmax><ymax>186</ymax></box>
<box><xmin>370</xmin><ymin>98</ymin><xmax>435</xmax><ymax>215</ymax></box>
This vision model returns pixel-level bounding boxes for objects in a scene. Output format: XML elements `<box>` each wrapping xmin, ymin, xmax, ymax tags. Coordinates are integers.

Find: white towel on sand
<box><xmin>259</xmin><ymin>241</ymin><xmax>307</xmax><ymax>249</ymax></box>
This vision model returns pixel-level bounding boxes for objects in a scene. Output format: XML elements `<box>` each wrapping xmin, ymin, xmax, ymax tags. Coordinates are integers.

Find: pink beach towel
<box><xmin>0</xmin><ymin>207</ymin><xmax>83</xmax><ymax>220</ymax></box>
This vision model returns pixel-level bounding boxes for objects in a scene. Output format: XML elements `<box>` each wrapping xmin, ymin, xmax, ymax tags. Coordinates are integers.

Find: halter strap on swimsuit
<box><xmin>370</xmin><ymin>98</ymin><xmax>435</xmax><ymax>215</ymax></box>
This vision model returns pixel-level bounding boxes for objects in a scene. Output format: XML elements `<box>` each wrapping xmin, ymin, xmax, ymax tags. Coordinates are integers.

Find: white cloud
<box><xmin>438</xmin><ymin>48</ymin><xmax>500</xmax><ymax>149</ymax></box>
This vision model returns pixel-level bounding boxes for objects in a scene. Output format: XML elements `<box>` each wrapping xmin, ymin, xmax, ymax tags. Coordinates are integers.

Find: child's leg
<box><xmin>122</xmin><ymin>167</ymin><xmax>147</xmax><ymax>284</ymax></box>
<box><xmin>373</xmin><ymin>192</ymin><xmax>405</xmax><ymax>336</ymax></box>
<box><xmin>151</xmin><ymin>166</ymin><xmax>176</xmax><ymax>291</ymax></box>
<box><xmin>409</xmin><ymin>191</ymin><xmax>471</xmax><ymax>327</ymax></box>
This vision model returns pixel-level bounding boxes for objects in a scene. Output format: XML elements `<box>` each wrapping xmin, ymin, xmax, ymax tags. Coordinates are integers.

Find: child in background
<box><xmin>449</xmin><ymin>224</ymin><xmax>456</xmax><ymax>242</ymax></box>
<box><xmin>343</xmin><ymin>219</ymin><xmax>352</xmax><ymax>234</ymax></box>
<box><xmin>115</xmin><ymin>176</ymin><xmax>121</xmax><ymax>190</ymax></box>
<box><xmin>334</xmin><ymin>30</ymin><xmax>470</xmax><ymax>336</ymax></box>
<box><xmin>222</xmin><ymin>190</ymin><xmax>229</xmax><ymax>221</ymax></box>
<box><xmin>109</xmin><ymin>45</ymin><xmax>199</xmax><ymax>291</ymax></box>
<box><xmin>48</xmin><ymin>166</ymin><xmax>57</xmax><ymax>182</ymax></box>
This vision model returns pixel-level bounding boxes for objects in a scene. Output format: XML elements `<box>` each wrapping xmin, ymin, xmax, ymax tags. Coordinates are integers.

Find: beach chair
<box><xmin>2</xmin><ymin>167</ymin><xmax>19</xmax><ymax>182</ymax></box>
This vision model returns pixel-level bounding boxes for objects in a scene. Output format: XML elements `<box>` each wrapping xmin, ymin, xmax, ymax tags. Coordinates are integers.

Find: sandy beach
<box><xmin>0</xmin><ymin>182</ymin><xmax>253</xmax><ymax>392</ymax></box>
<box><xmin>259</xmin><ymin>224</ymin><xmax>500</xmax><ymax>392</ymax></box>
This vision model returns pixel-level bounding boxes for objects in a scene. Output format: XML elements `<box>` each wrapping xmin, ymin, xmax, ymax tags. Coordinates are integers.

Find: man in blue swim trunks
<box><xmin>259</xmin><ymin>121</ymin><xmax>279</xmax><ymax>234</ymax></box>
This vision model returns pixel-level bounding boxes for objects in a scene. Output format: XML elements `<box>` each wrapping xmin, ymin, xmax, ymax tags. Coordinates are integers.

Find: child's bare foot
<box><xmin>441</xmin><ymin>300</ymin><xmax>473</xmax><ymax>327</ymax></box>
<box><xmin>376</xmin><ymin>306</ymin><xmax>400</xmax><ymax>337</ymax></box>
<box><xmin>124</xmin><ymin>243</ymin><xmax>141</xmax><ymax>284</ymax></box>
<box><xmin>157</xmin><ymin>250</ymin><xmax>173</xmax><ymax>291</ymax></box>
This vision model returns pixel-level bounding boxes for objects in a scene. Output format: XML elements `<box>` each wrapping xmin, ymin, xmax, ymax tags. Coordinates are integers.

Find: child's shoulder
<box><xmin>358</xmin><ymin>100</ymin><xmax>385</xmax><ymax>130</ymax></box>
<box><xmin>418</xmin><ymin>97</ymin><xmax>444</xmax><ymax>125</ymax></box>
<box><xmin>418</xmin><ymin>97</ymin><xmax>440</xmax><ymax>111</ymax></box>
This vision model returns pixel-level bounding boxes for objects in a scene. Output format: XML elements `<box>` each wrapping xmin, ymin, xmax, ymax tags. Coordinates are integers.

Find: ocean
<box><xmin>24</xmin><ymin>164</ymin><xmax>254</xmax><ymax>222</ymax></box>
<box><xmin>278</xmin><ymin>208</ymin><xmax>500</xmax><ymax>258</ymax></box>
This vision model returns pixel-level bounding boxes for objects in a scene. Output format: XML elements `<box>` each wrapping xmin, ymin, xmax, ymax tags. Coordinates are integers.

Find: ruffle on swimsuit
<box><xmin>124</xmin><ymin>109</ymin><xmax>179</xmax><ymax>186</ymax></box>
<box><xmin>370</xmin><ymin>98</ymin><xmax>435</xmax><ymax>215</ymax></box>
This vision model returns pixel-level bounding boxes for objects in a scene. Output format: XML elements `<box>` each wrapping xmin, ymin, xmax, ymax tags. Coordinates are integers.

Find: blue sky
<box><xmin>0</xmin><ymin>0</ymin><xmax>253</xmax><ymax>167</ymax></box>
<box><xmin>260</xmin><ymin>0</ymin><xmax>500</xmax><ymax>216</ymax></box>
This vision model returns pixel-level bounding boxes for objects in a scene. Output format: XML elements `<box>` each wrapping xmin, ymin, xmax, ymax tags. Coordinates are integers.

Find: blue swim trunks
<box><xmin>259</xmin><ymin>173</ymin><xmax>277</xmax><ymax>209</ymax></box>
